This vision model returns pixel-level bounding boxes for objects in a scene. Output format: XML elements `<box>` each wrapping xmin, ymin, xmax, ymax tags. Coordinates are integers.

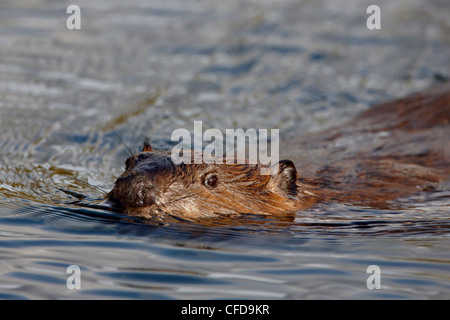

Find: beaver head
<box><xmin>107</xmin><ymin>143</ymin><xmax>317</xmax><ymax>219</ymax></box>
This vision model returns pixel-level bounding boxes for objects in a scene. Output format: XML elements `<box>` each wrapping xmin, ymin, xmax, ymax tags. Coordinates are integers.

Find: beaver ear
<box><xmin>142</xmin><ymin>141</ymin><xmax>153</xmax><ymax>152</ymax></box>
<box><xmin>270</xmin><ymin>160</ymin><xmax>298</xmax><ymax>197</ymax></box>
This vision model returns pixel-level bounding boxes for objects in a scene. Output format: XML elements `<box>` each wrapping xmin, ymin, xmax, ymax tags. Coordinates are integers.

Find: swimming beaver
<box><xmin>108</xmin><ymin>84</ymin><xmax>450</xmax><ymax>219</ymax></box>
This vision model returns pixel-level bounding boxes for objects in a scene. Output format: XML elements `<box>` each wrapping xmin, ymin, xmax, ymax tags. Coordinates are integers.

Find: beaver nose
<box><xmin>109</xmin><ymin>174</ymin><xmax>158</xmax><ymax>207</ymax></box>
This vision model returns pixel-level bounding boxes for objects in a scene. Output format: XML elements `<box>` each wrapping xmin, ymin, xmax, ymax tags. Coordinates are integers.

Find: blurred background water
<box><xmin>0</xmin><ymin>0</ymin><xmax>449</xmax><ymax>299</ymax></box>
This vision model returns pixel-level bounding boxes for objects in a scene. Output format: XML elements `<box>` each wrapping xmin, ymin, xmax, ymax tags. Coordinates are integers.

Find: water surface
<box><xmin>0</xmin><ymin>0</ymin><xmax>449</xmax><ymax>299</ymax></box>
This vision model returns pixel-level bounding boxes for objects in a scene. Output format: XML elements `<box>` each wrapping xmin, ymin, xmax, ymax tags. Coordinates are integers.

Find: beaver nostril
<box><xmin>109</xmin><ymin>174</ymin><xmax>157</xmax><ymax>207</ymax></box>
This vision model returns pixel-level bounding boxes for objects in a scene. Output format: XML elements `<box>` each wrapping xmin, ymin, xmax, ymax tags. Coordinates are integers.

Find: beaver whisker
<box><xmin>71</xmin><ymin>177</ymin><xmax>108</xmax><ymax>196</ymax></box>
<box><xmin>114</xmin><ymin>132</ymin><xmax>135</xmax><ymax>158</ymax></box>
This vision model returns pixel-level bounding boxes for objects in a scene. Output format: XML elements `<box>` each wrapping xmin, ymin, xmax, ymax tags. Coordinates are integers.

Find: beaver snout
<box><xmin>108</xmin><ymin>173</ymin><xmax>159</xmax><ymax>207</ymax></box>
<box><xmin>108</xmin><ymin>150</ymin><xmax>177</xmax><ymax>208</ymax></box>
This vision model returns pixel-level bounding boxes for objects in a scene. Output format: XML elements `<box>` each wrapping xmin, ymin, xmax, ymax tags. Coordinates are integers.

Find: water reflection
<box><xmin>0</xmin><ymin>0</ymin><xmax>449</xmax><ymax>299</ymax></box>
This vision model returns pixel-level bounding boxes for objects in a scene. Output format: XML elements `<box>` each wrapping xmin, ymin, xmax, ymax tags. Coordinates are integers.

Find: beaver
<box><xmin>107</xmin><ymin>84</ymin><xmax>450</xmax><ymax>219</ymax></box>
<box><xmin>107</xmin><ymin>144</ymin><xmax>318</xmax><ymax>219</ymax></box>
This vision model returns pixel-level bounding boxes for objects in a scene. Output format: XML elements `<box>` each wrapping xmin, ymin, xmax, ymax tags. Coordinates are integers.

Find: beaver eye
<box><xmin>204</xmin><ymin>174</ymin><xmax>218</xmax><ymax>188</ymax></box>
